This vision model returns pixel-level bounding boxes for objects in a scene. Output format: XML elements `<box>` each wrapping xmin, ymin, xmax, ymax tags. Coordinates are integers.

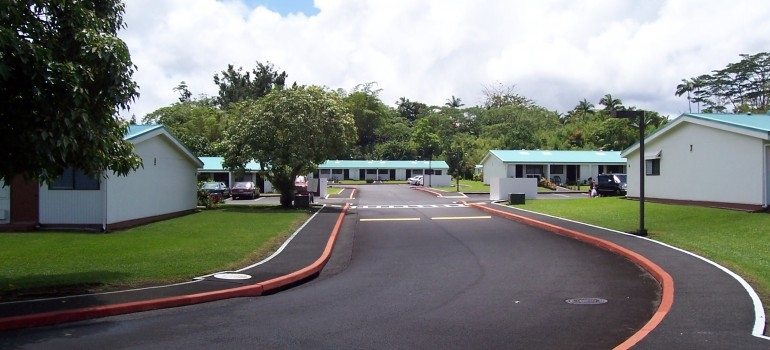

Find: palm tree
<box><xmin>445</xmin><ymin>95</ymin><xmax>464</xmax><ymax>108</ymax></box>
<box><xmin>675</xmin><ymin>78</ymin><xmax>694</xmax><ymax>113</ymax></box>
<box><xmin>574</xmin><ymin>98</ymin><xmax>595</xmax><ymax>121</ymax></box>
<box><xmin>599</xmin><ymin>94</ymin><xmax>623</xmax><ymax>112</ymax></box>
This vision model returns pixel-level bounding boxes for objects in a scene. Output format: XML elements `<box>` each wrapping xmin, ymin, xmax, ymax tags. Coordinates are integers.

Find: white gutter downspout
<box><xmin>102</xmin><ymin>174</ymin><xmax>108</xmax><ymax>232</ymax></box>
<box><xmin>762</xmin><ymin>144</ymin><xmax>770</xmax><ymax>208</ymax></box>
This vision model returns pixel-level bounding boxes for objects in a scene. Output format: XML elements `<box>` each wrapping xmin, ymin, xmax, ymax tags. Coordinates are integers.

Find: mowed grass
<box><xmin>434</xmin><ymin>179</ymin><xmax>490</xmax><ymax>192</ymax></box>
<box><xmin>325</xmin><ymin>186</ymin><xmax>343</xmax><ymax>195</ymax></box>
<box><xmin>512</xmin><ymin>197</ymin><xmax>770</xmax><ymax>309</ymax></box>
<box><xmin>0</xmin><ymin>206</ymin><xmax>310</xmax><ymax>298</ymax></box>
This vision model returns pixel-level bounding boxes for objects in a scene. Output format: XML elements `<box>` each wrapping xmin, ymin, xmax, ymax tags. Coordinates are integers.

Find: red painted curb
<box><xmin>259</xmin><ymin>203</ymin><xmax>349</xmax><ymax>292</ymax></box>
<box><xmin>0</xmin><ymin>204</ymin><xmax>350</xmax><ymax>331</ymax></box>
<box><xmin>412</xmin><ymin>186</ymin><xmax>443</xmax><ymax>197</ymax></box>
<box><xmin>466</xmin><ymin>202</ymin><xmax>673</xmax><ymax>350</ymax></box>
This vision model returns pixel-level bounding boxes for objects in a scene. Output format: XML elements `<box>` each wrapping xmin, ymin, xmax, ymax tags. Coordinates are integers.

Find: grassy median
<box><xmin>0</xmin><ymin>206</ymin><xmax>311</xmax><ymax>300</ymax></box>
<box><xmin>511</xmin><ymin>197</ymin><xmax>770</xmax><ymax>312</ymax></box>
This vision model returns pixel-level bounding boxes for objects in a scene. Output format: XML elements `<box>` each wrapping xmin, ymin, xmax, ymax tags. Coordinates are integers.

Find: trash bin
<box><xmin>509</xmin><ymin>193</ymin><xmax>525</xmax><ymax>205</ymax></box>
<box><xmin>294</xmin><ymin>194</ymin><xmax>310</xmax><ymax>208</ymax></box>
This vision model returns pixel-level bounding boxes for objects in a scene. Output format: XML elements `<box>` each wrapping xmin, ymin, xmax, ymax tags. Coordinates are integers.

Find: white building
<box><xmin>1</xmin><ymin>125</ymin><xmax>203</xmax><ymax>231</ymax></box>
<box><xmin>480</xmin><ymin>150</ymin><xmax>626</xmax><ymax>186</ymax></box>
<box><xmin>198</xmin><ymin>157</ymin><xmax>273</xmax><ymax>193</ymax></box>
<box><xmin>317</xmin><ymin>160</ymin><xmax>452</xmax><ymax>186</ymax></box>
<box><xmin>621</xmin><ymin>113</ymin><xmax>770</xmax><ymax>211</ymax></box>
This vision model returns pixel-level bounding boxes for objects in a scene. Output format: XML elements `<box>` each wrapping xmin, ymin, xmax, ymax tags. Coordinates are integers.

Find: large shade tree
<box><xmin>213</xmin><ymin>61</ymin><xmax>288</xmax><ymax>110</ymax></box>
<box><xmin>676</xmin><ymin>52</ymin><xmax>770</xmax><ymax>113</ymax></box>
<box><xmin>0</xmin><ymin>0</ymin><xmax>142</xmax><ymax>184</ymax></box>
<box><xmin>223</xmin><ymin>86</ymin><xmax>356</xmax><ymax>207</ymax></box>
<box><xmin>142</xmin><ymin>95</ymin><xmax>225</xmax><ymax>156</ymax></box>
<box><xmin>344</xmin><ymin>83</ymin><xmax>390</xmax><ymax>159</ymax></box>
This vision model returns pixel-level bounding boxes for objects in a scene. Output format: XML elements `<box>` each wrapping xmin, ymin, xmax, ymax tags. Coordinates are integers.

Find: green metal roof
<box><xmin>487</xmin><ymin>150</ymin><xmax>625</xmax><ymax>164</ymax></box>
<box><xmin>319</xmin><ymin>160</ymin><xmax>449</xmax><ymax>169</ymax></box>
<box><xmin>125</xmin><ymin>125</ymin><xmax>164</xmax><ymax>140</ymax></box>
<box><xmin>621</xmin><ymin>112</ymin><xmax>770</xmax><ymax>156</ymax></box>
<box><xmin>684</xmin><ymin>113</ymin><xmax>770</xmax><ymax>133</ymax></box>
<box><xmin>199</xmin><ymin>157</ymin><xmax>261</xmax><ymax>171</ymax></box>
<box><xmin>199</xmin><ymin>157</ymin><xmax>449</xmax><ymax>171</ymax></box>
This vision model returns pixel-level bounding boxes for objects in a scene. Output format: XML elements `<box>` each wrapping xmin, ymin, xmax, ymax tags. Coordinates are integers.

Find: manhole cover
<box><xmin>213</xmin><ymin>273</ymin><xmax>252</xmax><ymax>280</ymax></box>
<box><xmin>565</xmin><ymin>298</ymin><xmax>608</xmax><ymax>305</ymax></box>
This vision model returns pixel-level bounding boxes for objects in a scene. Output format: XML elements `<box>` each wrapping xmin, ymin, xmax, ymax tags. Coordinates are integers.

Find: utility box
<box><xmin>294</xmin><ymin>194</ymin><xmax>311</xmax><ymax>208</ymax></box>
<box><xmin>509</xmin><ymin>193</ymin><xmax>525</xmax><ymax>205</ymax></box>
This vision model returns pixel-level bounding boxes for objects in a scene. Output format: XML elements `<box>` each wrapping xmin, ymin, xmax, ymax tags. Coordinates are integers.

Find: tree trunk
<box><xmin>280</xmin><ymin>191</ymin><xmax>293</xmax><ymax>208</ymax></box>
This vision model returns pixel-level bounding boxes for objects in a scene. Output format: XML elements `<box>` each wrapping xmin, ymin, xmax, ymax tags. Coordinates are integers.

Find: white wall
<box><xmin>423</xmin><ymin>174</ymin><xmax>452</xmax><ymax>187</ymax></box>
<box><xmin>766</xmin><ymin>145</ymin><xmax>770</xmax><ymax>207</ymax></box>
<box><xmin>0</xmin><ymin>181</ymin><xmax>10</xmax><ymax>223</ymax></box>
<box><xmin>39</xmin><ymin>187</ymin><xmax>102</xmax><ymax>225</ymax></box>
<box><xmin>580</xmin><ymin>165</ymin><xmax>598</xmax><ymax>184</ymax></box>
<box><xmin>310</xmin><ymin>178</ymin><xmax>327</xmax><ymax>197</ymax></box>
<box><xmin>489</xmin><ymin>177</ymin><xmax>538</xmax><ymax>201</ymax></box>
<box><xmin>626</xmin><ymin>122</ymin><xmax>766</xmax><ymax>206</ymax></box>
<box><xmin>482</xmin><ymin>154</ymin><xmax>506</xmax><ymax>185</ymax></box>
<box><xmin>106</xmin><ymin>135</ymin><xmax>199</xmax><ymax>224</ymax></box>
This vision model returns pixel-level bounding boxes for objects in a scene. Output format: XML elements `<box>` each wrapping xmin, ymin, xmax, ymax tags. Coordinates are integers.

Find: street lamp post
<box><xmin>428</xmin><ymin>153</ymin><xmax>432</xmax><ymax>188</ymax></box>
<box><xmin>612</xmin><ymin>110</ymin><xmax>648</xmax><ymax>236</ymax></box>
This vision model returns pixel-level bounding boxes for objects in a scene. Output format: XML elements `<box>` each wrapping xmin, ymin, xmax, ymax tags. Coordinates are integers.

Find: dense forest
<box><xmin>142</xmin><ymin>52</ymin><xmax>770</xmax><ymax>179</ymax></box>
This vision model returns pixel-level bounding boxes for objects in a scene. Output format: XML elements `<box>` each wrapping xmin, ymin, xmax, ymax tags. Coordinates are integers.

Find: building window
<box><xmin>49</xmin><ymin>169</ymin><xmax>100</xmax><ymax>190</ymax></box>
<box><xmin>434</xmin><ymin>170</ymin><xmax>442</xmax><ymax>175</ymax></box>
<box><xmin>378</xmin><ymin>169</ymin><xmax>390</xmax><ymax>175</ymax></box>
<box><xmin>606</xmin><ymin>165</ymin><xmax>624</xmax><ymax>174</ymax></box>
<box><xmin>550</xmin><ymin>165</ymin><xmax>564</xmax><ymax>174</ymax></box>
<box><xmin>645</xmin><ymin>159</ymin><xmax>660</xmax><ymax>176</ymax></box>
<box><xmin>366</xmin><ymin>169</ymin><xmax>377</xmax><ymax>174</ymax></box>
<box><xmin>332</xmin><ymin>169</ymin><xmax>343</xmax><ymax>175</ymax></box>
<box><xmin>412</xmin><ymin>169</ymin><xmax>423</xmax><ymax>175</ymax></box>
<box><xmin>525</xmin><ymin>165</ymin><xmax>544</xmax><ymax>177</ymax></box>
<box><xmin>320</xmin><ymin>169</ymin><xmax>331</xmax><ymax>174</ymax></box>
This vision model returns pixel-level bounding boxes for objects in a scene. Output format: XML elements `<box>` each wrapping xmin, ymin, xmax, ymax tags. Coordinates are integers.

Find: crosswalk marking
<box><xmin>351</xmin><ymin>204</ymin><xmax>467</xmax><ymax>209</ymax></box>
<box><xmin>432</xmin><ymin>216</ymin><xmax>491</xmax><ymax>220</ymax></box>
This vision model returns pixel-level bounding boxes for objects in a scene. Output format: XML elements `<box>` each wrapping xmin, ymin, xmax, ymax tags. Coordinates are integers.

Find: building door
<box><xmin>389</xmin><ymin>169</ymin><xmax>396</xmax><ymax>180</ymax></box>
<box><xmin>343</xmin><ymin>169</ymin><xmax>350</xmax><ymax>180</ymax></box>
<box><xmin>359</xmin><ymin>169</ymin><xmax>365</xmax><ymax>180</ymax></box>
<box><xmin>566</xmin><ymin>165</ymin><xmax>579</xmax><ymax>185</ymax></box>
<box><xmin>10</xmin><ymin>176</ymin><xmax>38</xmax><ymax>225</ymax></box>
<box><xmin>256</xmin><ymin>174</ymin><xmax>265</xmax><ymax>193</ymax></box>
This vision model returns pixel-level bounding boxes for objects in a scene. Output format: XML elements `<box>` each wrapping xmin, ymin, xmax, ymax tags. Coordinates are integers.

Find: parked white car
<box><xmin>408</xmin><ymin>175</ymin><xmax>423</xmax><ymax>185</ymax></box>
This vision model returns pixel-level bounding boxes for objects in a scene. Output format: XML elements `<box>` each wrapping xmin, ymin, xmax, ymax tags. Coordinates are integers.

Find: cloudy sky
<box><xmin>119</xmin><ymin>0</ymin><xmax>770</xmax><ymax>120</ymax></box>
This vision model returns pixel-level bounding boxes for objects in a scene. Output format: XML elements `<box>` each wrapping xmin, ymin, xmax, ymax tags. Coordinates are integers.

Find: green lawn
<box><xmin>511</xmin><ymin>197</ymin><xmax>770</xmax><ymax>311</ymax></box>
<box><xmin>433</xmin><ymin>179</ymin><xmax>574</xmax><ymax>193</ymax></box>
<box><xmin>434</xmin><ymin>179</ymin><xmax>490</xmax><ymax>192</ymax></box>
<box><xmin>326</xmin><ymin>186</ymin><xmax>343</xmax><ymax>195</ymax></box>
<box><xmin>0</xmin><ymin>206</ymin><xmax>310</xmax><ymax>299</ymax></box>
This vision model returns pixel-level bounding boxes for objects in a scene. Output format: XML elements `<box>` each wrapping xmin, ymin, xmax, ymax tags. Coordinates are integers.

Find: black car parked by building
<box><xmin>596</xmin><ymin>174</ymin><xmax>627</xmax><ymax>196</ymax></box>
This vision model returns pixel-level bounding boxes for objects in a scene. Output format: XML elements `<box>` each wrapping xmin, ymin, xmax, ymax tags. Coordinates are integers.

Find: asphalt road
<box><xmin>2</xmin><ymin>185</ymin><xmax>660</xmax><ymax>349</ymax></box>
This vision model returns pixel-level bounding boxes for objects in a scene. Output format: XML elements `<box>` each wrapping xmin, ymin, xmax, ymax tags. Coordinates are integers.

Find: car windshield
<box><xmin>233</xmin><ymin>182</ymin><xmax>250</xmax><ymax>188</ymax></box>
<box><xmin>202</xmin><ymin>183</ymin><xmax>219</xmax><ymax>189</ymax></box>
<box><xmin>616</xmin><ymin>175</ymin><xmax>627</xmax><ymax>182</ymax></box>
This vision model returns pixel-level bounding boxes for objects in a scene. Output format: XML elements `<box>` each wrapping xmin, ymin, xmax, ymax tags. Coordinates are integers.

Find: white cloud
<box><xmin>119</xmin><ymin>0</ymin><xmax>770</xmax><ymax>120</ymax></box>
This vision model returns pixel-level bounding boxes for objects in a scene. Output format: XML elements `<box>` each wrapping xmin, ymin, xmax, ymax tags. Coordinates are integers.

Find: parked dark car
<box><xmin>200</xmin><ymin>181</ymin><xmax>230</xmax><ymax>198</ymax></box>
<box><xmin>596</xmin><ymin>174</ymin><xmax>627</xmax><ymax>196</ymax></box>
<box><xmin>231</xmin><ymin>181</ymin><xmax>259</xmax><ymax>200</ymax></box>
